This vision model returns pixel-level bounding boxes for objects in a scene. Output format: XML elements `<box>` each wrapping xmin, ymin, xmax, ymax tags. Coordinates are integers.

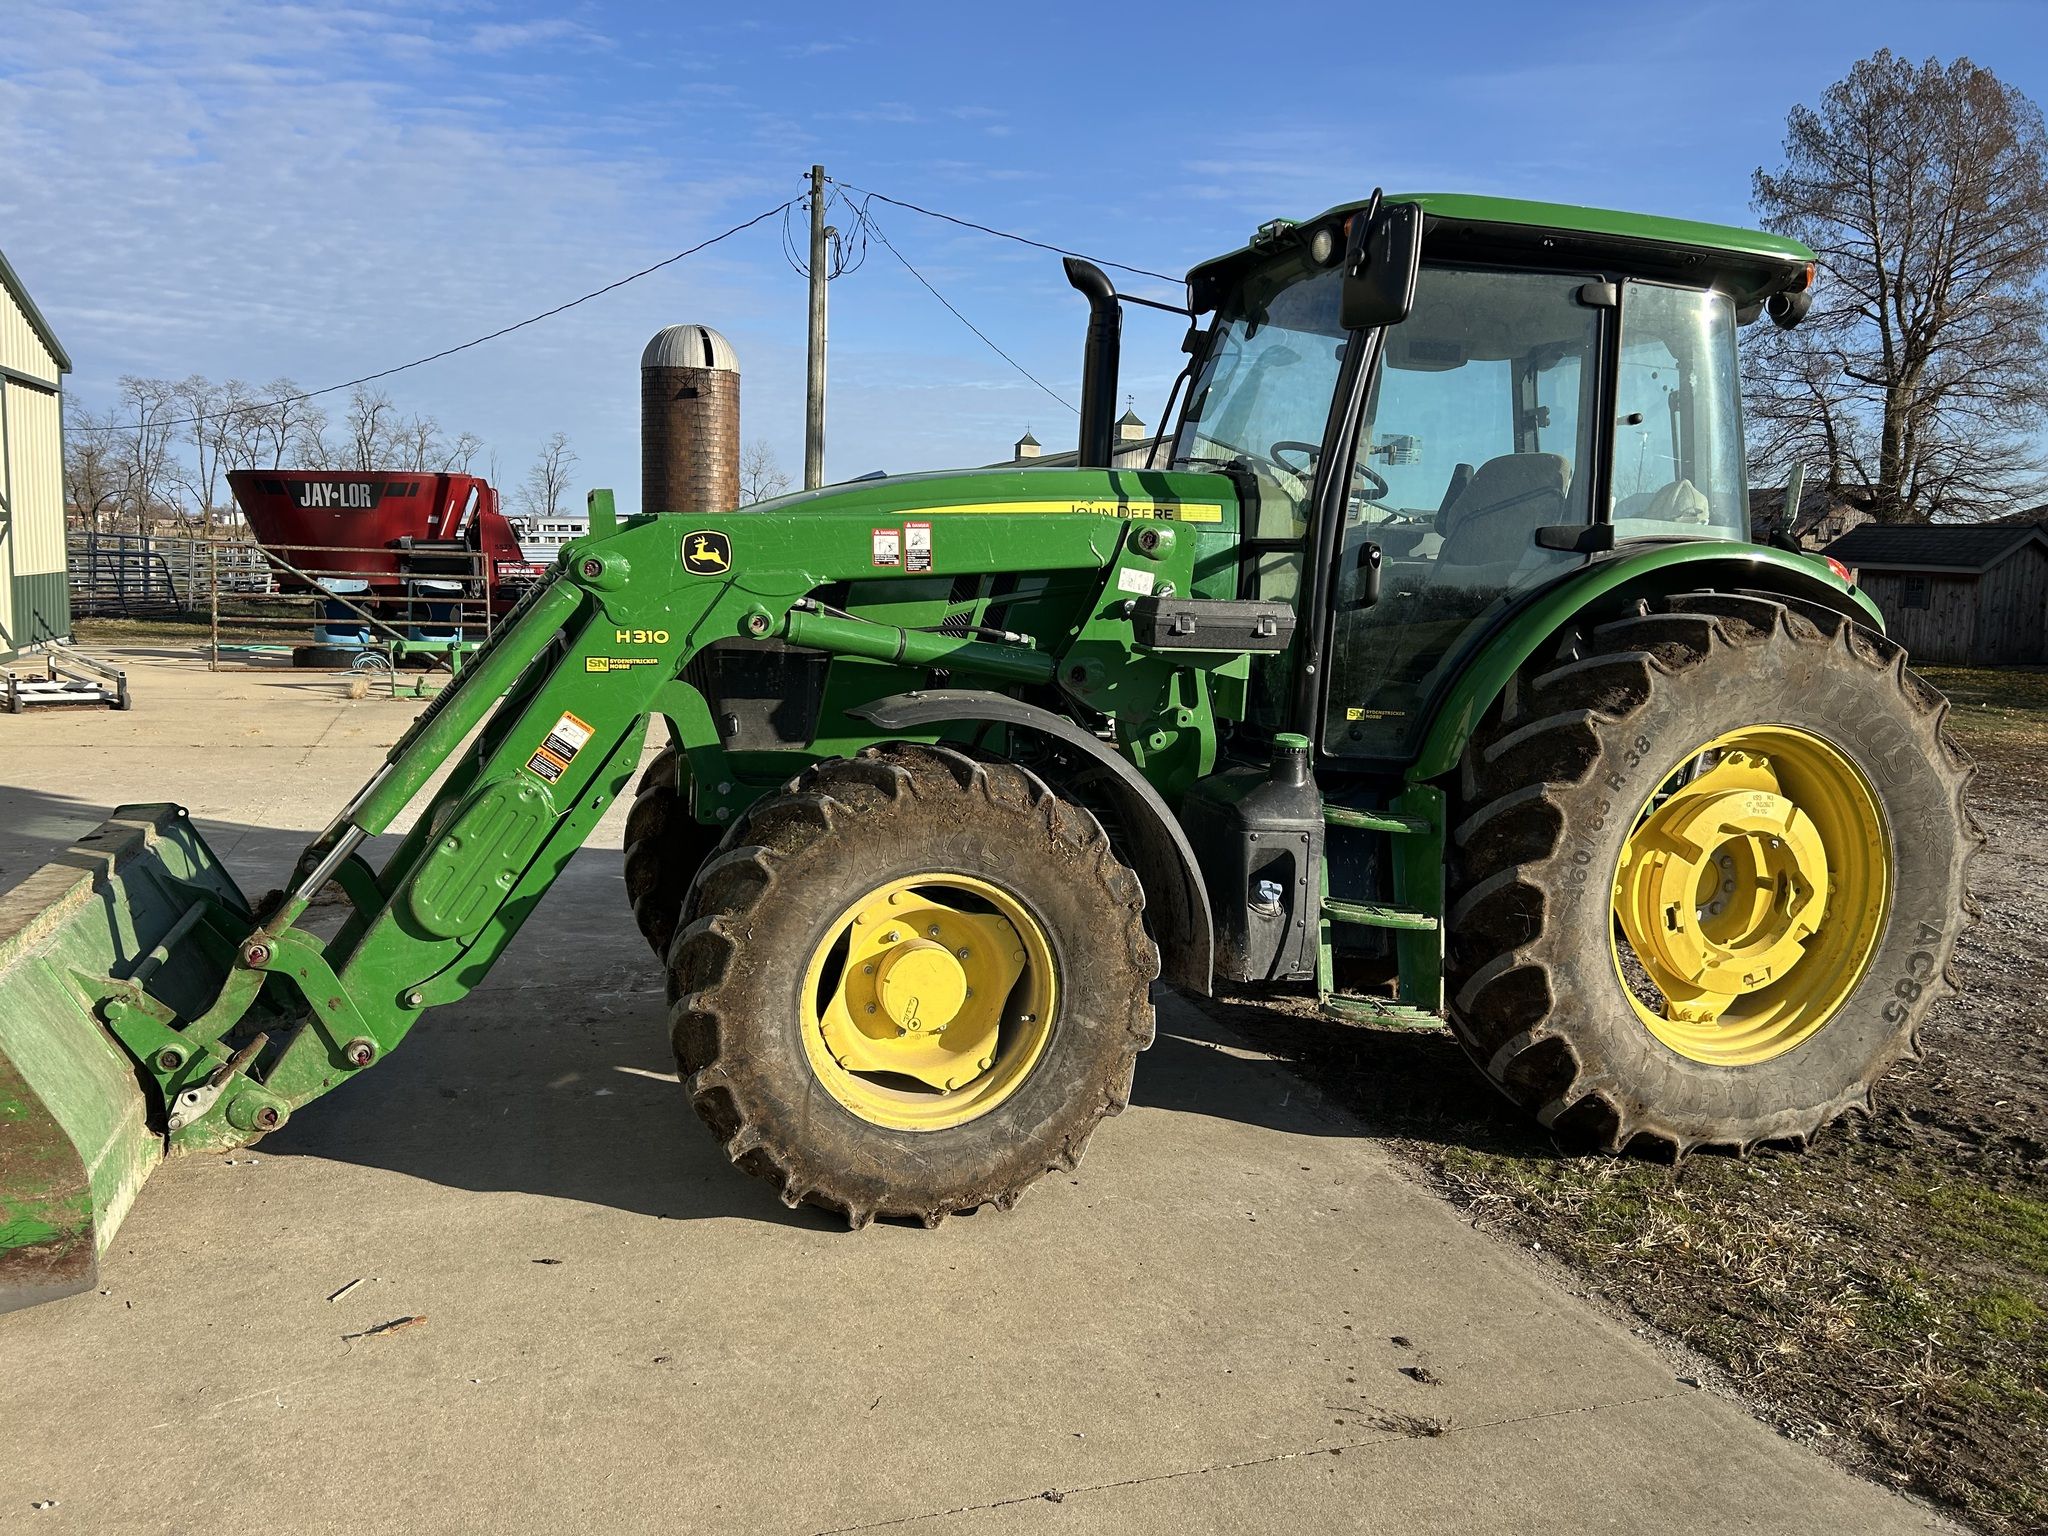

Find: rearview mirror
<box><xmin>1341</xmin><ymin>202</ymin><xmax>1422</xmax><ymax>332</ymax></box>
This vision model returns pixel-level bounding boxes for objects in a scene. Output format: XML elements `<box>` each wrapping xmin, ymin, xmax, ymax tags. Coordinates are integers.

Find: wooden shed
<box><xmin>1825</xmin><ymin>522</ymin><xmax>2048</xmax><ymax>666</ymax></box>
<box><xmin>0</xmin><ymin>247</ymin><xmax>72</xmax><ymax>662</ymax></box>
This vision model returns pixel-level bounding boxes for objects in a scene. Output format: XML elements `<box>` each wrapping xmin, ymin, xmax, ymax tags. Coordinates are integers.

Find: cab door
<box><xmin>1321</xmin><ymin>266</ymin><xmax>1609</xmax><ymax>762</ymax></box>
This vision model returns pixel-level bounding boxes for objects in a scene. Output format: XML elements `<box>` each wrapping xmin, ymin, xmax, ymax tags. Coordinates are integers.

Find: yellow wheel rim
<box><xmin>799</xmin><ymin>873</ymin><xmax>1057</xmax><ymax>1130</ymax></box>
<box><xmin>1610</xmin><ymin>726</ymin><xmax>1892</xmax><ymax>1066</ymax></box>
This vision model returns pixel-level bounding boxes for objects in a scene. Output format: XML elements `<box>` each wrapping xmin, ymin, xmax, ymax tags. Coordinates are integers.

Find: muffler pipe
<box><xmin>1063</xmin><ymin>257</ymin><xmax>1121</xmax><ymax>469</ymax></box>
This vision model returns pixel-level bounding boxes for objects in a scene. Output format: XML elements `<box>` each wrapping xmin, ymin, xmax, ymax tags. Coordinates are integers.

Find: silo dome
<box><xmin>640</xmin><ymin>324</ymin><xmax>739</xmax><ymax>372</ymax></box>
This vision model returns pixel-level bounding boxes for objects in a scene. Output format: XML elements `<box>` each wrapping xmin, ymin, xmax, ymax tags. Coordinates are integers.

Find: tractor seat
<box><xmin>1436</xmin><ymin>452</ymin><xmax>1570</xmax><ymax>571</ymax></box>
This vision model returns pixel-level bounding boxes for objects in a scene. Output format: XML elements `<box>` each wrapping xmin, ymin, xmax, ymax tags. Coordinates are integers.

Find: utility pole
<box><xmin>804</xmin><ymin>163</ymin><xmax>828</xmax><ymax>490</ymax></box>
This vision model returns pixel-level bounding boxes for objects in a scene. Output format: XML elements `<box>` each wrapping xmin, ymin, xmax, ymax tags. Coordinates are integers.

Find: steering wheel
<box><xmin>1270</xmin><ymin>440</ymin><xmax>1390</xmax><ymax>502</ymax></box>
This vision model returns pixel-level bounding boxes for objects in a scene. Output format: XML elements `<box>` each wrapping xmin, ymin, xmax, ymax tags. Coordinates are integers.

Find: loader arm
<box><xmin>0</xmin><ymin>487</ymin><xmax>1209</xmax><ymax>1307</ymax></box>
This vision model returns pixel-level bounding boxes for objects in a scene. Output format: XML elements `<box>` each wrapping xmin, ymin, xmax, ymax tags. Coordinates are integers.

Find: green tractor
<box><xmin>0</xmin><ymin>192</ymin><xmax>1975</xmax><ymax>1306</ymax></box>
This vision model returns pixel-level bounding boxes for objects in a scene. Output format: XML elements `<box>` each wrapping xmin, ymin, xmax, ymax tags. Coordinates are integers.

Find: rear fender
<box><xmin>1408</xmin><ymin>544</ymin><xmax>1883</xmax><ymax>783</ymax></box>
<box><xmin>847</xmin><ymin>690</ymin><xmax>1214</xmax><ymax>995</ymax></box>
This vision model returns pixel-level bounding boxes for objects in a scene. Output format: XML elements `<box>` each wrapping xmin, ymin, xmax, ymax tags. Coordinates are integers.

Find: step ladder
<box><xmin>1318</xmin><ymin>792</ymin><xmax>1444</xmax><ymax>1029</ymax></box>
<box><xmin>3</xmin><ymin>642</ymin><xmax>130</xmax><ymax>713</ymax></box>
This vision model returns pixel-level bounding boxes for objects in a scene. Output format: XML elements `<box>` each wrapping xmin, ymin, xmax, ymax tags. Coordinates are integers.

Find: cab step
<box><xmin>1321</xmin><ymin>896</ymin><xmax>1438</xmax><ymax>932</ymax></box>
<box><xmin>1323</xmin><ymin>804</ymin><xmax>1431</xmax><ymax>835</ymax></box>
<box><xmin>1324</xmin><ymin>993</ymin><xmax>1443</xmax><ymax>1029</ymax></box>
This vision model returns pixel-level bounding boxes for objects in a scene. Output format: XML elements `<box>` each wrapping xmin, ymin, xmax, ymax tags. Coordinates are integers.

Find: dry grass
<box><xmin>1921</xmin><ymin>666</ymin><xmax>2048</xmax><ymax>750</ymax></box>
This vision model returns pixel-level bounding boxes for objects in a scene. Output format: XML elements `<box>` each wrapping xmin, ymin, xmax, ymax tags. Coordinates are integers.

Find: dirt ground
<box><xmin>1205</xmin><ymin>666</ymin><xmax>2048</xmax><ymax>1536</ymax></box>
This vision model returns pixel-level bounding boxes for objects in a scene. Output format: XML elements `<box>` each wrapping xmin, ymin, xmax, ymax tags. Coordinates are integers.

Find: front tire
<box><xmin>668</xmin><ymin>744</ymin><xmax>1158</xmax><ymax>1226</ymax></box>
<box><xmin>1446</xmin><ymin>592</ymin><xmax>1977</xmax><ymax>1154</ymax></box>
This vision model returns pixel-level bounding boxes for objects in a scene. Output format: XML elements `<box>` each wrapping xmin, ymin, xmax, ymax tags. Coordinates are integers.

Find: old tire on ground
<box><xmin>292</xmin><ymin>644</ymin><xmax>371</xmax><ymax>669</ymax></box>
<box><xmin>668</xmin><ymin>742</ymin><xmax>1157</xmax><ymax>1226</ymax></box>
<box><xmin>1446</xmin><ymin>591</ymin><xmax>1977</xmax><ymax>1155</ymax></box>
<box><xmin>623</xmin><ymin>744</ymin><xmax>723</xmax><ymax>962</ymax></box>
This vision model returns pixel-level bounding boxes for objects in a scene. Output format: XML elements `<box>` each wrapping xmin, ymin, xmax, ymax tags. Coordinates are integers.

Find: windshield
<box><xmin>1173</xmin><ymin>251</ymin><xmax>1346</xmax><ymax>527</ymax></box>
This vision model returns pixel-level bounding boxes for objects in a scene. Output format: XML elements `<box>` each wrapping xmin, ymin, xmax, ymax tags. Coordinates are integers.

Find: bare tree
<box><xmin>393</xmin><ymin>412</ymin><xmax>445</xmax><ymax>471</ymax></box>
<box><xmin>445</xmin><ymin>430</ymin><xmax>485</xmax><ymax>474</ymax></box>
<box><xmin>739</xmin><ymin>439</ymin><xmax>792</xmax><ymax>504</ymax></box>
<box><xmin>63</xmin><ymin>401</ymin><xmax>130</xmax><ymax>532</ymax></box>
<box><xmin>1746</xmin><ymin>51</ymin><xmax>2048</xmax><ymax>523</ymax></box>
<box><xmin>171</xmin><ymin>375</ymin><xmax>254</xmax><ymax>530</ymax></box>
<box><xmin>114</xmin><ymin>376</ymin><xmax>182</xmax><ymax>534</ymax></box>
<box><xmin>244</xmin><ymin>379</ymin><xmax>329</xmax><ymax>470</ymax></box>
<box><xmin>63</xmin><ymin>377</ymin><xmax>484</xmax><ymax>531</ymax></box>
<box><xmin>518</xmin><ymin>432</ymin><xmax>577</xmax><ymax>519</ymax></box>
<box><xmin>343</xmin><ymin>386</ymin><xmax>401</xmax><ymax>471</ymax></box>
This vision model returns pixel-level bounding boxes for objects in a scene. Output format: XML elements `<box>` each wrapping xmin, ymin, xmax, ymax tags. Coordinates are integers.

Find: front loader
<box><xmin>0</xmin><ymin>193</ymin><xmax>1975</xmax><ymax>1308</ymax></box>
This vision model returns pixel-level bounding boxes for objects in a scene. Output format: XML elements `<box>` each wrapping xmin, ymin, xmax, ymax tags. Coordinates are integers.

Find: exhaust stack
<box><xmin>1063</xmin><ymin>258</ymin><xmax>1121</xmax><ymax>469</ymax></box>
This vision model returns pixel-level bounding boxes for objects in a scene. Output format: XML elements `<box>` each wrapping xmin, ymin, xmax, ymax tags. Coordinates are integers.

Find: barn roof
<box><xmin>0</xmin><ymin>245</ymin><xmax>71</xmax><ymax>375</ymax></box>
<box><xmin>1825</xmin><ymin>522</ymin><xmax>2048</xmax><ymax>573</ymax></box>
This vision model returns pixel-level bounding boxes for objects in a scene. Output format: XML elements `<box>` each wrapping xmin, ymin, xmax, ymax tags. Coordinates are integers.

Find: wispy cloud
<box><xmin>0</xmin><ymin>2</ymin><xmax>784</xmax><ymax>494</ymax></box>
<box><xmin>469</xmin><ymin>18</ymin><xmax>611</xmax><ymax>54</ymax></box>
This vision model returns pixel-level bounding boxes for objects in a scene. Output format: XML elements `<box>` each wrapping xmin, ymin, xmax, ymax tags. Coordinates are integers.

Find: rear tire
<box><xmin>1446</xmin><ymin>592</ymin><xmax>1978</xmax><ymax>1154</ymax></box>
<box><xmin>668</xmin><ymin>743</ymin><xmax>1157</xmax><ymax>1226</ymax></box>
<box><xmin>623</xmin><ymin>744</ymin><xmax>723</xmax><ymax>962</ymax></box>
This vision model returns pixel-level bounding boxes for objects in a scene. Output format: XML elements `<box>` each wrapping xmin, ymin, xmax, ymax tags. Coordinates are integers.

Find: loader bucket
<box><xmin>0</xmin><ymin>805</ymin><xmax>248</xmax><ymax>1311</ymax></box>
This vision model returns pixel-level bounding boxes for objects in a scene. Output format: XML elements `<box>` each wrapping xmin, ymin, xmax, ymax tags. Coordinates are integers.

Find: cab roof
<box><xmin>1187</xmin><ymin>192</ymin><xmax>1815</xmax><ymax>312</ymax></box>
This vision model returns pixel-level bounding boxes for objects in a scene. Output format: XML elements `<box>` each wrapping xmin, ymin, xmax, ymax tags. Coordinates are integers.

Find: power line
<box><xmin>75</xmin><ymin>199</ymin><xmax>798</xmax><ymax>434</ymax></box>
<box><xmin>72</xmin><ymin>178</ymin><xmax>1177</xmax><ymax>438</ymax></box>
<box><xmin>853</xmin><ymin>203</ymin><xmax>1078</xmax><ymax>415</ymax></box>
<box><xmin>833</xmin><ymin>182</ymin><xmax>1184</xmax><ymax>287</ymax></box>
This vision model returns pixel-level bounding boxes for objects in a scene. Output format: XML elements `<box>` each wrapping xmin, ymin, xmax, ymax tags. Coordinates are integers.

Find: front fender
<box><xmin>847</xmin><ymin>690</ymin><xmax>1214</xmax><ymax>995</ymax></box>
<box><xmin>1409</xmin><ymin>543</ymin><xmax>1882</xmax><ymax>782</ymax></box>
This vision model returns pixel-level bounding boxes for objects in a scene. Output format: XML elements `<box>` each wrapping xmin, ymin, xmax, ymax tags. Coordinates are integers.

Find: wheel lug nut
<box><xmin>865</xmin><ymin>1003</ymin><xmax>877</xmax><ymax>1015</ymax></box>
<box><xmin>956</xmin><ymin>948</ymin><xmax>969</xmax><ymax>959</ymax></box>
<box><xmin>884</xmin><ymin>931</ymin><xmax>901</xmax><ymax>944</ymax></box>
<box><xmin>928</xmin><ymin>925</ymin><xmax>941</xmax><ymax>937</ymax></box>
<box><xmin>863</xmin><ymin>963</ymin><xmax>875</xmax><ymax>975</ymax></box>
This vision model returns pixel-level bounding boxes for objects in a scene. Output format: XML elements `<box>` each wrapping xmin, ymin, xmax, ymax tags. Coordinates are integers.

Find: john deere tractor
<box><xmin>0</xmin><ymin>193</ymin><xmax>1975</xmax><ymax>1307</ymax></box>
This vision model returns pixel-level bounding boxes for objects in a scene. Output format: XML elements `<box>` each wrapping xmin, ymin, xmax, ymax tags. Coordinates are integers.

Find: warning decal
<box><xmin>527</xmin><ymin>710</ymin><xmax>594</xmax><ymax>783</ymax></box>
<box><xmin>904</xmin><ymin>521</ymin><xmax>932</xmax><ymax>574</ymax></box>
<box><xmin>872</xmin><ymin>527</ymin><xmax>901</xmax><ymax>567</ymax></box>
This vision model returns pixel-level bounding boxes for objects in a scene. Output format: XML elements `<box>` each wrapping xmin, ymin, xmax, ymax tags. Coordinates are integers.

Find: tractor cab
<box><xmin>1174</xmin><ymin>195</ymin><xmax>1811</xmax><ymax>762</ymax></box>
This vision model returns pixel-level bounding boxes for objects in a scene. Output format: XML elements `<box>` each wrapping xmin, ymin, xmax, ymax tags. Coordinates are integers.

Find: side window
<box><xmin>1610</xmin><ymin>284</ymin><xmax>1746</xmax><ymax>539</ymax></box>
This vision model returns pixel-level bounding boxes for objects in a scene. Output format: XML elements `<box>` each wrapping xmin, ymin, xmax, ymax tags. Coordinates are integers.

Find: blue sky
<box><xmin>3</xmin><ymin>1</ymin><xmax>2044</xmax><ymax>510</ymax></box>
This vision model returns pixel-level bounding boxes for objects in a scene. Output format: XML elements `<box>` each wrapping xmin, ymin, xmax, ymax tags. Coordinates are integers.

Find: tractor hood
<box><xmin>721</xmin><ymin>464</ymin><xmax>1241</xmax><ymax>533</ymax></box>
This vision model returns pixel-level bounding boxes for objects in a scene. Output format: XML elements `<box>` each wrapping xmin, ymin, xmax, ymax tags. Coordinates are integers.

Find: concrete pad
<box><xmin>0</xmin><ymin>653</ymin><xmax>1956</xmax><ymax>1534</ymax></box>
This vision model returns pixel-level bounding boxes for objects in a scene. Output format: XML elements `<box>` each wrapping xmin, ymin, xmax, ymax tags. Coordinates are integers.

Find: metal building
<box><xmin>0</xmin><ymin>248</ymin><xmax>72</xmax><ymax>661</ymax></box>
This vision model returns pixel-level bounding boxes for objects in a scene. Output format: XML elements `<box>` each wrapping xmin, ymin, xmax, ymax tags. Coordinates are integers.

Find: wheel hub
<box><xmin>805</xmin><ymin>876</ymin><xmax>1051</xmax><ymax>1124</ymax></box>
<box><xmin>1616</xmin><ymin>751</ymin><xmax>1830</xmax><ymax>1018</ymax></box>
<box><xmin>1610</xmin><ymin>727</ymin><xmax>1892</xmax><ymax>1067</ymax></box>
